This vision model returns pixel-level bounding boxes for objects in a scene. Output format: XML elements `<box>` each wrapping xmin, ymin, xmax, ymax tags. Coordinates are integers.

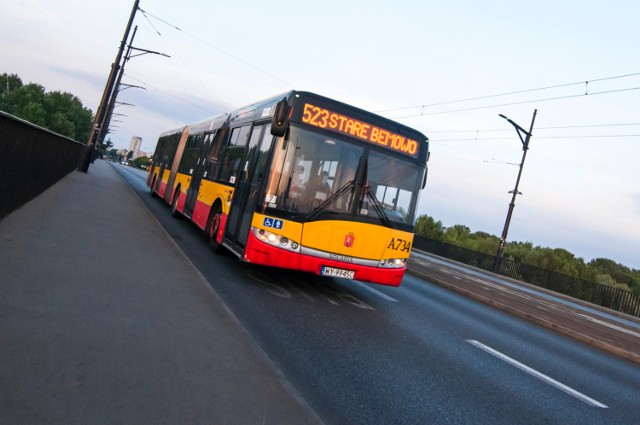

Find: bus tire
<box><xmin>206</xmin><ymin>203</ymin><xmax>224</xmax><ymax>253</ymax></box>
<box><xmin>171</xmin><ymin>188</ymin><xmax>182</xmax><ymax>218</ymax></box>
<box><xmin>149</xmin><ymin>176</ymin><xmax>158</xmax><ymax>198</ymax></box>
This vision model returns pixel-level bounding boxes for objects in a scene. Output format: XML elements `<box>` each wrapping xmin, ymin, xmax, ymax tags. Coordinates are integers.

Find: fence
<box><xmin>0</xmin><ymin>111</ymin><xmax>87</xmax><ymax>220</ymax></box>
<box><xmin>413</xmin><ymin>236</ymin><xmax>640</xmax><ymax>318</ymax></box>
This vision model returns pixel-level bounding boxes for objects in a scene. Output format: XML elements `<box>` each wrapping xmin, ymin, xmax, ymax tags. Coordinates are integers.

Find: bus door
<box><xmin>225</xmin><ymin>123</ymin><xmax>272</xmax><ymax>251</ymax></box>
<box><xmin>163</xmin><ymin>127</ymin><xmax>190</xmax><ymax>204</ymax></box>
<box><xmin>183</xmin><ymin>134</ymin><xmax>211</xmax><ymax>217</ymax></box>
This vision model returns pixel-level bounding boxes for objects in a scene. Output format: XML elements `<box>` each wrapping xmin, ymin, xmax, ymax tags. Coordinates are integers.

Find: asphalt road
<box><xmin>116</xmin><ymin>164</ymin><xmax>640</xmax><ymax>425</ymax></box>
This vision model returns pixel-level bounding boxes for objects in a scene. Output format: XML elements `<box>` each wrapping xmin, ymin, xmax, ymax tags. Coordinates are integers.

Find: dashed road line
<box><xmin>466</xmin><ymin>340</ymin><xmax>608</xmax><ymax>408</ymax></box>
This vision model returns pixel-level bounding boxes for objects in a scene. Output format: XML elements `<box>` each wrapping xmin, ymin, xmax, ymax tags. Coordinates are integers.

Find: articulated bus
<box><xmin>147</xmin><ymin>91</ymin><xmax>429</xmax><ymax>286</ymax></box>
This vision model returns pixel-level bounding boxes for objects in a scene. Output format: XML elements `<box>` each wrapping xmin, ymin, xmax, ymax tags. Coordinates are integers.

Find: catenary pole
<box><xmin>98</xmin><ymin>26</ymin><xmax>138</xmax><ymax>148</ymax></box>
<box><xmin>492</xmin><ymin>109</ymin><xmax>537</xmax><ymax>273</ymax></box>
<box><xmin>79</xmin><ymin>0</ymin><xmax>140</xmax><ymax>172</ymax></box>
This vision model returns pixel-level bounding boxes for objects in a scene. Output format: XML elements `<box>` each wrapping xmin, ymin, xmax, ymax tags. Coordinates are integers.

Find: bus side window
<box><xmin>203</xmin><ymin>129</ymin><xmax>227</xmax><ymax>181</ymax></box>
<box><xmin>218</xmin><ymin>125</ymin><xmax>251</xmax><ymax>184</ymax></box>
<box><xmin>179</xmin><ymin>134</ymin><xmax>203</xmax><ymax>175</ymax></box>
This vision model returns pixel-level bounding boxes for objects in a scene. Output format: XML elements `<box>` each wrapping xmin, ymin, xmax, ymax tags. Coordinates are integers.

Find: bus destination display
<box><xmin>301</xmin><ymin>103</ymin><xmax>419</xmax><ymax>157</ymax></box>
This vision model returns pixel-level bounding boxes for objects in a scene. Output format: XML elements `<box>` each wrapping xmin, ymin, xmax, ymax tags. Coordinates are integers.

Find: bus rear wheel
<box><xmin>206</xmin><ymin>204</ymin><xmax>224</xmax><ymax>253</ymax></box>
<box><xmin>149</xmin><ymin>176</ymin><xmax>158</xmax><ymax>198</ymax></box>
<box><xmin>171</xmin><ymin>189</ymin><xmax>182</xmax><ymax>218</ymax></box>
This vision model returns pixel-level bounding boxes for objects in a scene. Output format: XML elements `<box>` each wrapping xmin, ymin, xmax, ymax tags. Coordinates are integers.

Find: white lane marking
<box><xmin>354</xmin><ymin>281</ymin><xmax>398</xmax><ymax>302</ymax></box>
<box><xmin>466</xmin><ymin>340</ymin><xmax>608</xmax><ymax>408</ymax></box>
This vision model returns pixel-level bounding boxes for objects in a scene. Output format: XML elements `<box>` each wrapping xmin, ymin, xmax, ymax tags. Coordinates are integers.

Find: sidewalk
<box><xmin>0</xmin><ymin>160</ymin><xmax>324</xmax><ymax>425</ymax></box>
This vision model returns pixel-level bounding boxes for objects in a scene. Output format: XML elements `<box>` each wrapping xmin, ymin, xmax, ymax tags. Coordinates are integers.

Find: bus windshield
<box><xmin>264</xmin><ymin>125</ymin><xmax>424</xmax><ymax>227</ymax></box>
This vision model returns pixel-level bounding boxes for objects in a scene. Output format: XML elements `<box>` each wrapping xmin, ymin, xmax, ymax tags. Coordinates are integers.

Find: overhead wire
<box><xmin>132</xmin><ymin>9</ymin><xmax>640</xmax><ymax>163</ymax></box>
<box><xmin>431</xmin><ymin>134</ymin><xmax>640</xmax><ymax>142</ymax></box>
<box><xmin>377</xmin><ymin>72</ymin><xmax>640</xmax><ymax>113</ymax></box>
<box><xmin>388</xmin><ymin>86</ymin><xmax>640</xmax><ymax>119</ymax></box>
<box><xmin>123</xmin><ymin>74</ymin><xmax>218</xmax><ymax>115</ymax></box>
<box><xmin>138</xmin><ymin>7</ymin><xmax>292</xmax><ymax>88</ymax></box>
<box><xmin>428</xmin><ymin>122</ymin><xmax>640</xmax><ymax>134</ymax></box>
<box><xmin>137</xmin><ymin>8</ymin><xmax>223</xmax><ymax>105</ymax></box>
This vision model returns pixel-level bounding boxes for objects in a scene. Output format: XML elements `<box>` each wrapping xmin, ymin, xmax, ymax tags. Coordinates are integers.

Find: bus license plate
<box><xmin>322</xmin><ymin>266</ymin><xmax>355</xmax><ymax>279</ymax></box>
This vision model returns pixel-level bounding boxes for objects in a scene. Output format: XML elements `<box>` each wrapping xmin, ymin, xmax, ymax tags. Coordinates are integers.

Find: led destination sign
<box><xmin>301</xmin><ymin>103</ymin><xmax>420</xmax><ymax>157</ymax></box>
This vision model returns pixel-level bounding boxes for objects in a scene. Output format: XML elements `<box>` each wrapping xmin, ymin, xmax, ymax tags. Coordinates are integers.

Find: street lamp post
<box><xmin>492</xmin><ymin>109</ymin><xmax>537</xmax><ymax>273</ymax></box>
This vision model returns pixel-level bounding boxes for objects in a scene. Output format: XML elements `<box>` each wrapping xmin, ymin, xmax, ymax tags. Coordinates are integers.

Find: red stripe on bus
<box><xmin>243</xmin><ymin>230</ymin><xmax>405</xmax><ymax>286</ymax></box>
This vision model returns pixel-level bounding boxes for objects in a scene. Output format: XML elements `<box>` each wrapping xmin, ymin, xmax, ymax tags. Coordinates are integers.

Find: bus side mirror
<box><xmin>271</xmin><ymin>98</ymin><xmax>291</xmax><ymax>137</ymax></box>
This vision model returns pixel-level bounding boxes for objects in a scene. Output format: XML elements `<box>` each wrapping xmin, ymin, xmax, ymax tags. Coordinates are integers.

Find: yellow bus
<box><xmin>147</xmin><ymin>91</ymin><xmax>429</xmax><ymax>286</ymax></box>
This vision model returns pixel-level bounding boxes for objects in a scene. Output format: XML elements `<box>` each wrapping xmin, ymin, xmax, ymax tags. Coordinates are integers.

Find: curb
<box><xmin>407</xmin><ymin>267</ymin><xmax>640</xmax><ymax>366</ymax></box>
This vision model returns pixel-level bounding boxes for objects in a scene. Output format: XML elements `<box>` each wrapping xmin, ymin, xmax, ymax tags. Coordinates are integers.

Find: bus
<box><xmin>147</xmin><ymin>91</ymin><xmax>429</xmax><ymax>286</ymax></box>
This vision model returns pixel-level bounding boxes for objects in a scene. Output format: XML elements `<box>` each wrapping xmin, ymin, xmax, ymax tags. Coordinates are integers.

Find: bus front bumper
<box><xmin>243</xmin><ymin>230</ymin><xmax>406</xmax><ymax>287</ymax></box>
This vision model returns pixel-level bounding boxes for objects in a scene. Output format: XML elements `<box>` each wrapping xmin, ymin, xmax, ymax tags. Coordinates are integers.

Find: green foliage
<box><xmin>132</xmin><ymin>156</ymin><xmax>150</xmax><ymax>169</ymax></box>
<box><xmin>588</xmin><ymin>258</ymin><xmax>640</xmax><ymax>293</ymax></box>
<box><xmin>3</xmin><ymin>82</ymin><xmax>47</xmax><ymax>125</ymax></box>
<box><xmin>413</xmin><ymin>213</ymin><xmax>639</xmax><ymax>293</ymax></box>
<box><xmin>503</xmin><ymin>241</ymin><xmax>533</xmax><ymax>262</ymax></box>
<box><xmin>414</xmin><ymin>215</ymin><xmax>445</xmax><ymax>240</ymax></box>
<box><xmin>99</xmin><ymin>138</ymin><xmax>114</xmax><ymax>157</ymax></box>
<box><xmin>0</xmin><ymin>72</ymin><xmax>93</xmax><ymax>142</ymax></box>
<box><xmin>443</xmin><ymin>224</ymin><xmax>471</xmax><ymax>245</ymax></box>
<box><xmin>44</xmin><ymin>90</ymin><xmax>93</xmax><ymax>141</ymax></box>
<box><xmin>107</xmin><ymin>148</ymin><xmax>121</xmax><ymax>162</ymax></box>
<box><xmin>467</xmin><ymin>231</ymin><xmax>500</xmax><ymax>255</ymax></box>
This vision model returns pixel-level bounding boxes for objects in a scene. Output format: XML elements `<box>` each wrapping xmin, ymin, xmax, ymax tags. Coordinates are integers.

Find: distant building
<box><xmin>128</xmin><ymin>136</ymin><xmax>142</xmax><ymax>153</ymax></box>
<box><xmin>126</xmin><ymin>136</ymin><xmax>152</xmax><ymax>159</ymax></box>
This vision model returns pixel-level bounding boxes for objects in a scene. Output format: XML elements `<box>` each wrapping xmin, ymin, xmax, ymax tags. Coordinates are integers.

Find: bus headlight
<box><xmin>254</xmin><ymin>228</ymin><xmax>301</xmax><ymax>253</ymax></box>
<box><xmin>379</xmin><ymin>258</ymin><xmax>407</xmax><ymax>268</ymax></box>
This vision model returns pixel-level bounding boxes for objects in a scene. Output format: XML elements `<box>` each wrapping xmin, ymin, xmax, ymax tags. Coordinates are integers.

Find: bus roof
<box><xmin>165</xmin><ymin>90</ymin><xmax>429</xmax><ymax>161</ymax></box>
<box><xmin>224</xmin><ymin>90</ymin><xmax>427</xmax><ymax>142</ymax></box>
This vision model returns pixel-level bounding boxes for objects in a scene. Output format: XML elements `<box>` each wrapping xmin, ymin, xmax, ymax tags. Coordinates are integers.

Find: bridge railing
<box><xmin>413</xmin><ymin>236</ymin><xmax>640</xmax><ymax>318</ymax></box>
<box><xmin>0</xmin><ymin>111</ymin><xmax>87</xmax><ymax>220</ymax></box>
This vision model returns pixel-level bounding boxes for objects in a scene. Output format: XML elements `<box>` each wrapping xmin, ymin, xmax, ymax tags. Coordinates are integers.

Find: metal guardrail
<box><xmin>413</xmin><ymin>236</ymin><xmax>640</xmax><ymax>317</ymax></box>
<box><xmin>0</xmin><ymin>111</ymin><xmax>87</xmax><ymax>220</ymax></box>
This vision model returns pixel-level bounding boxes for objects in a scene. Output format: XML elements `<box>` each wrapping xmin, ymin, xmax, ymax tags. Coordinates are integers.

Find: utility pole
<box><xmin>79</xmin><ymin>0</ymin><xmax>140</xmax><ymax>172</ymax></box>
<box><xmin>97</xmin><ymin>26</ymin><xmax>140</xmax><ymax>149</ymax></box>
<box><xmin>97</xmin><ymin>30</ymin><xmax>168</xmax><ymax>157</ymax></box>
<box><xmin>492</xmin><ymin>109</ymin><xmax>537</xmax><ymax>273</ymax></box>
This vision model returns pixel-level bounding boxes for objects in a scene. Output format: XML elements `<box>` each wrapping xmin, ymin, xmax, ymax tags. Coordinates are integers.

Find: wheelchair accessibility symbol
<box><xmin>263</xmin><ymin>217</ymin><xmax>283</xmax><ymax>230</ymax></box>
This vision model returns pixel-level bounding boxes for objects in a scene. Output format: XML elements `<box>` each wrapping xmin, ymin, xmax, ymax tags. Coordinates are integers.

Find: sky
<box><xmin>1</xmin><ymin>0</ymin><xmax>639</xmax><ymax>269</ymax></box>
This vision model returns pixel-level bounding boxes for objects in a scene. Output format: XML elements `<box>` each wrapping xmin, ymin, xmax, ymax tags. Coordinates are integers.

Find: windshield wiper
<box><xmin>304</xmin><ymin>180</ymin><xmax>355</xmax><ymax>221</ymax></box>
<box><xmin>364</xmin><ymin>186</ymin><xmax>393</xmax><ymax>228</ymax></box>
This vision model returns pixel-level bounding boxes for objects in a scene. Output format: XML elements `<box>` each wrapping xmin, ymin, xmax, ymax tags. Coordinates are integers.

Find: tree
<box><xmin>0</xmin><ymin>72</ymin><xmax>93</xmax><ymax>141</ymax></box>
<box><xmin>414</xmin><ymin>214</ymin><xmax>446</xmax><ymax>240</ymax></box>
<box><xmin>43</xmin><ymin>90</ymin><xmax>93</xmax><ymax>141</ymax></box>
<box><xmin>526</xmin><ymin>247</ymin><xmax>581</xmax><ymax>276</ymax></box>
<box><xmin>5</xmin><ymin>83</ymin><xmax>47</xmax><ymax>126</ymax></box>
<box><xmin>588</xmin><ymin>258</ymin><xmax>640</xmax><ymax>292</ymax></box>
<box><xmin>504</xmin><ymin>241</ymin><xmax>534</xmax><ymax>262</ymax></box>
<box><xmin>99</xmin><ymin>138</ymin><xmax>114</xmax><ymax>157</ymax></box>
<box><xmin>0</xmin><ymin>73</ymin><xmax>24</xmax><ymax>109</ymax></box>
<box><xmin>411</xmin><ymin>211</ymin><xmax>640</xmax><ymax>291</ymax></box>
<box><xmin>443</xmin><ymin>224</ymin><xmax>471</xmax><ymax>246</ymax></box>
<box><xmin>107</xmin><ymin>148</ymin><xmax>120</xmax><ymax>161</ymax></box>
<box><xmin>467</xmin><ymin>231</ymin><xmax>500</xmax><ymax>255</ymax></box>
<box><xmin>132</xmin><ymin>156</ymin><xmax>150</xmax><ymax>169</ymax></box>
